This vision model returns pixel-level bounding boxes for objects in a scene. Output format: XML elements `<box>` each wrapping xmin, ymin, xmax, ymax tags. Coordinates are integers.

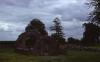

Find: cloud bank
<box><xmin>0</xmin><ymin>0</ymin><xmax>90</xmax><ymax>40</ymax></box>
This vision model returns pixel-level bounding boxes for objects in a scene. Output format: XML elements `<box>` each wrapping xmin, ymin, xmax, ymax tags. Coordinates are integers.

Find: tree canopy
<box><xmin>50</xmin><ymin>17</ymin><xmax>65</xmax><ymax>44</ymax></box>
<box><xmin>89</xmin><ymin>0</ymin><xmax>100</xmax><ymax>24</ymax></box>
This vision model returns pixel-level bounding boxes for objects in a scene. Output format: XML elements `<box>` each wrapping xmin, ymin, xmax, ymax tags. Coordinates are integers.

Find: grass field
<box><xmin>0</xmin><ymin>48</ymin><xmax>100</xmax><ymax>62</ymax></box>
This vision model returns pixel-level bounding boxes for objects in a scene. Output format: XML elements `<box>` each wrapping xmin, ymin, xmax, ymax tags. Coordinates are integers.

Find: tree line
<box><xmin>67</xmin><ymin>0</ymin><xmax>100</xmax><ymax>46</ymax></box>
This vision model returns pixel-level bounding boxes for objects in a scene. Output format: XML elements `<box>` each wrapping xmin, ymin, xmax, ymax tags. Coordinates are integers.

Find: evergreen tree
<box><xmin>50</xmin><ymin>17</ymin><xmax>65</xmax><ymax>44</ymax></box>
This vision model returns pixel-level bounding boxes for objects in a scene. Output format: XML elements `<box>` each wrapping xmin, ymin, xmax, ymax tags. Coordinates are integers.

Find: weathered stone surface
<box><xmin>15</xmin><ymin>19</ymin><xmax>65</xmax><ymax>56</ymax></box>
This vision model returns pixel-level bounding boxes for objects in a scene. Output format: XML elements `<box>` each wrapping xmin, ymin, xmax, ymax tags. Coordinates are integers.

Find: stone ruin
<box><xmin>15</xmin><ymin>19</ymin><xmax>65</xmax><ymax>56</ymax></box>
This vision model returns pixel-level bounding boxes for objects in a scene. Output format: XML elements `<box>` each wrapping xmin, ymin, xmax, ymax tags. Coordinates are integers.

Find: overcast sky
<box><xmin>0</xmin><ymin>0</ymin><xmax>90</xmax><ymax>41</ymax></box>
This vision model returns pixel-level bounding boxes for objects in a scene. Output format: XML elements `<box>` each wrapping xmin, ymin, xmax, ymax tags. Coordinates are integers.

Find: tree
<box><xmin>89</xmin><ymin>0</ymin><xmax>100</xmax><ymax>24</ymax></box>
<box><xmin>82</xmin><ymin>22</ymin><xmax>100</xmax><ymax>45</ymax></box>
<box><xmin>81</xmin><ymin>0</ymin><xmax>100</xmax><ymax>46</ymax></box>
<box><xmin>67</xmin><ymin>37</ymin><xmax>80</xmax><ymax>45</ymax></box>
<box><xmin>50</xmin><ymin>17</ymin><xmax>65</xmax><ymax>44</ymax></box>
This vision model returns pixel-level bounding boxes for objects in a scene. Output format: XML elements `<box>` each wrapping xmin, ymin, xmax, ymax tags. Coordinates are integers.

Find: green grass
<box><xmin>0</xmin><ymin>48</ymin><xmax>100</xmax><ymax>62</ymax></box>
<box><xmin>93</xmin><ymin>44</ymin><xmax>100</xmax><ymax>48</ymax></box>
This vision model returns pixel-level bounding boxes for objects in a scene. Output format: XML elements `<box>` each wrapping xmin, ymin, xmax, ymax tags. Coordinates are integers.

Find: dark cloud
<box><xmin>0</xmin><ymin>0</ymin><xmax>89</xmax><ymax>40</ymax></box>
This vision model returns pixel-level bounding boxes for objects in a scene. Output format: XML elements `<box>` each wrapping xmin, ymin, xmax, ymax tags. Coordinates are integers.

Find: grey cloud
<box><xmin>0</xmin><ymin>0</ymin><xmax>89</xmax><ymax>40</ymax></box>
<box><xmin>0</xmin><ymin>31</ymin><xmax>21</xmax><ymax>41</ymax></box>
<box><xmin>52</xmin><ymin>1</ymin><xmax>89</xmax><ymax>21</ymax></box>
<box><xmin>0</xmin><ymin>0</ymin><xmax>31</xmax><ymax>7</ymax></box>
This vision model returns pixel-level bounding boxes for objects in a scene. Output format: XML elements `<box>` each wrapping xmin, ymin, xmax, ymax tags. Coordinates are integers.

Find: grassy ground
<box><xmin>0</xmin><ymin>48</ymin><xmax>100</xmax><ymax>62</ymax></box>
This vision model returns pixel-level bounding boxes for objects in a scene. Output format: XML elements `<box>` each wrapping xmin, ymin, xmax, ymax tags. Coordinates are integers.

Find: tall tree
<box><xmin>82</xmin><ymin>23</ymin><xmax>100</xmax><ymax>45</ymax></box>
<box><xmin>50</xmin><ymin>17</ymin><xmax>65</xmax><ymax>44</ymax></box>
<box><xmin>89</xmin><ymin>0</ymin><xmax>100</xmax><ymax>24</ymax></box>
<box><xmin>81</xmin><ymin>0</ymin><xmax>100</xmax><ymax>46</ymax></box>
